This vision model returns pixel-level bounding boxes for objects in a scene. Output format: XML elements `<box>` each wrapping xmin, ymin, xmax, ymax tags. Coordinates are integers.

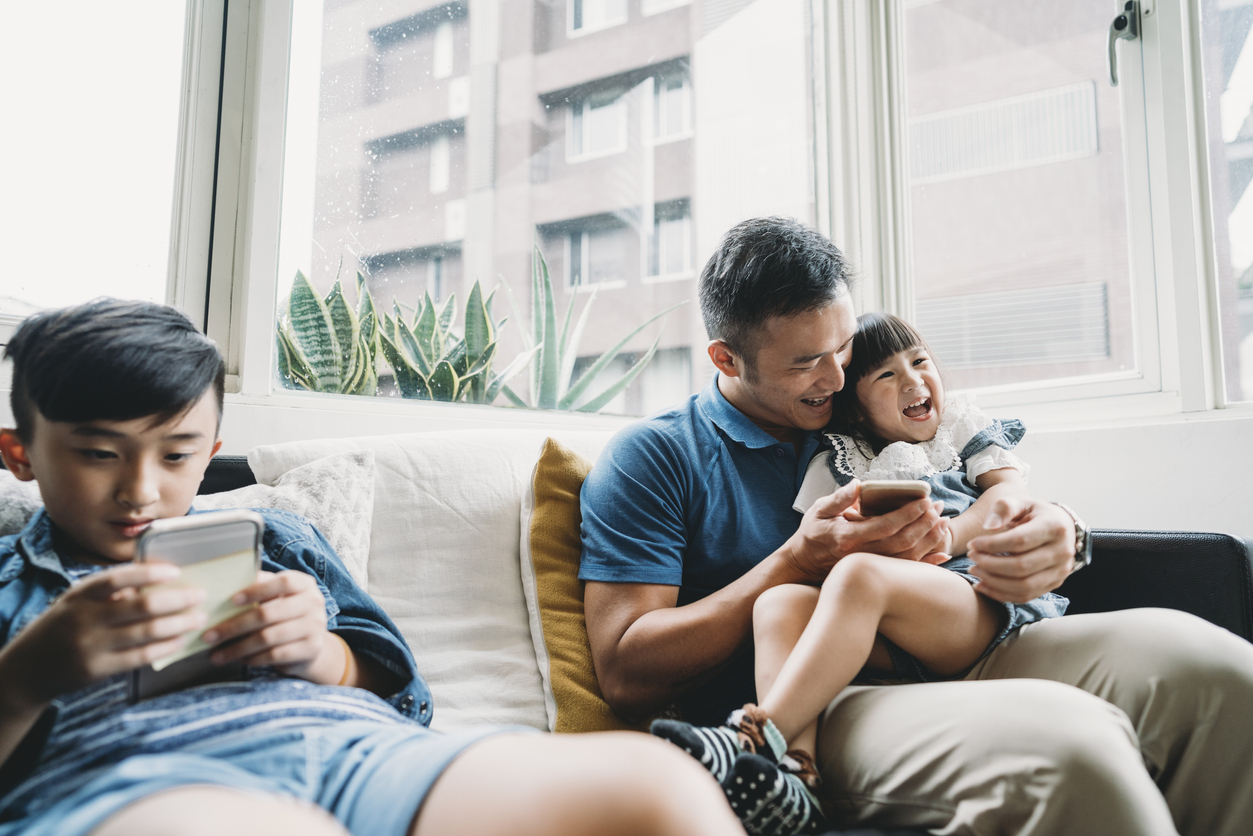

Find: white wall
<box><xmin>1019</xmin><ymin>413</ymin><xmax>1253</xmax><ymax>538</ymax></box>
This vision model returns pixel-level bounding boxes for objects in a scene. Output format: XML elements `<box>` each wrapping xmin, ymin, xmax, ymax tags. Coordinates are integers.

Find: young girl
<box><xmin>652</xmin><ymin>313</ymin><xmax>1069</xmax><ymax>836</ymax></box>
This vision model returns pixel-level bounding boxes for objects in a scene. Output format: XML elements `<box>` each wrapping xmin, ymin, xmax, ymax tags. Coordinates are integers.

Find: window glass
<box><xmin>276</xmin><ymin>0</ymin><xmax>818</xmax><ymax>414</ymax></box>
<box><xmin>571</xmin><ymin>0</ymin><xmax>627</xmax><ymax>35</ymax></box>
<box><xmin>0</xmin><ymin>2</ymin><xmax>186</xmax><ymax>318</ymax></box>
<box><xmin>902</xmin><ymin>0</ymin><xmax>1141</xmax><ymax>390</ymax></box>
<box><xmin>1198</xmin><ymin>0</ymin><xmax>1253</xmax><ymax>402</ymax></box>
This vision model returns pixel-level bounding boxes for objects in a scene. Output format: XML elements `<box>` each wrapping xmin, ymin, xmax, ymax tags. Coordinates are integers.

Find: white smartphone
<box><xmin>859</xmin><ymin>480</ymin><xmax>932</xmax><ymax>516</ymax></box>
<box><xmin>129</xmin><ymin>510</ymin><xmax>264</xmax><ymax>702</ymax></box>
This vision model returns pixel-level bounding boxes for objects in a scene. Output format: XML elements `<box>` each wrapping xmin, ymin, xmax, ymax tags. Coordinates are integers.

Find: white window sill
<box><xmin>566</xmin><ymin>145</ymin><xmax>628</xmax><ymax>164</ymax></box>
<box><xmin>567</xmin><ymin>18</ymin><xmax>628</xmax><ymax>38</ymax></box>
<box><xmin>566</xmin><ymin>280</ymin><xmax>626</xmax><ymax>293</ymax></box>
<box><xmin>642</xmin><ymin>270</ymin><xmax>693</xmax><ymax>284</ymax></box>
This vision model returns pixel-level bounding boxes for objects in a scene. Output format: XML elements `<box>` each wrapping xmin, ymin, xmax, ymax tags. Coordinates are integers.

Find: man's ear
<box><xmin>210</xmin><ymin>438</ymin><xmax>223</xmax><ymax>458</ymax></box>
<box><xmin>0</xmin><ymin>429</ymin><xmax>35</xmax><ymax>482</ymax></box>
<box><xmin>707</xmin><ymin>340</ymin><xmax>743</xmax><ymax>378</ymax></box>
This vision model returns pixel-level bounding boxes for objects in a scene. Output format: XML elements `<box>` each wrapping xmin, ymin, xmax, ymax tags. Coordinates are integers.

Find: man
<box><xmin>579</xmin><ymin>217</ymin><xmax>1253</xmax><ymax>835</ymax></box>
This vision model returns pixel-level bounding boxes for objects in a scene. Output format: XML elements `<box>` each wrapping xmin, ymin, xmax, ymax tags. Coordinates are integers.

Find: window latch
<box><xmin>1107</xmin><ymin>0</ymin><xmax>1140</xmax><ymax>87</ymax></box>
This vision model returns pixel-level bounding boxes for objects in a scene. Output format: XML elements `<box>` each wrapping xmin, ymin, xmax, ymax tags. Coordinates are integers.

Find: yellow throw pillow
<box><xmin>519</xmin><ymin>437</ymin><xmax>646</xmax><ymax>733</ymax></box>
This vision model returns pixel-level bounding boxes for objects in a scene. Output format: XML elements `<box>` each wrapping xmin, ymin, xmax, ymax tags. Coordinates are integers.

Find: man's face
<box><xmin>719</xmin><ymin>297</ymin><xmax>858</xmax><ymax>438</ymax></box>
<box><xmin>7</xmin><ymin>391</ymin><xmax>222</xmax><ymax>564</ymax></box>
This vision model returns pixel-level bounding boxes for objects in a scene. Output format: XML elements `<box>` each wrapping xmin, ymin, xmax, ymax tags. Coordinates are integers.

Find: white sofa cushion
<box><xmin>248</xmin><ymin>429</ymin><xmax>612</xmax><ymax>732</ymax></box>
<box><xmin>193</xmin><ymin>449</ymin><xmax>375</xmax><ymax>589</ymax></box>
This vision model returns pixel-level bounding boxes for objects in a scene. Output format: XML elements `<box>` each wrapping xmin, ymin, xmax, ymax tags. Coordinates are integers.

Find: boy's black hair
<box><xmin>5</xmin><ymin>299</ymin><xmax>226</xmax><ymax>441</ymax></box>
<box><xmin>699</xmin><ymin>217</ymin><xmax>851</xmax><ymax>378</ymax></box>
<box><xmin>827</xmin><ymin>312</ymin><xmax>936</xmax><ymax>455</ymax></box>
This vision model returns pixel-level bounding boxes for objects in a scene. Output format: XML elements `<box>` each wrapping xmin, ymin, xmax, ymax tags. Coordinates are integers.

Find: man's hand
<box><xmin>780</xmin><ymin>480</ymin><xmax>948</xmax><ymax>584</ymax></box>
<box><xmin>203</xmin><ymin>570</ymin><xmax>341</xmax><ymax>683</ymax></box>
<box><xmin>966</xmin><ymin>498</ymin><xmax>1076</xmax><ymax>602</ymax></box>
<box><xmin>0</xmin><ymin>563</ymin><xmax>207</xmax><ymax>710</ymax></box>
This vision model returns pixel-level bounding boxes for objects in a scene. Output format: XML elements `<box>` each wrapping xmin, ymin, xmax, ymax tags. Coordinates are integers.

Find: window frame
<box><xmin>567</xmin><ymin>0</ymin><xmax>628</xmax><ymax>38</ymax></box>
<box><xmin>821</xmin><ymin>0</ymin><xmax>1247</xmax><ymax>425</ymax></box>
<box><xmin>176</xmin><ymin>0</ymin><xmax>1253</xmax><ymax>446</ymax></box>
<box><xmin>566</xmin><ymin>93</ymin><xmax>629</xmax><ymax>162</ymax></box>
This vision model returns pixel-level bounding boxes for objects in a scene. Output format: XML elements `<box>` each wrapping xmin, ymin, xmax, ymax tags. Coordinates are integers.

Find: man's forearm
<box><xmin>588</xmin><ymin>549</ymin><xmax>812</xmax><ymax>721</ymax></box>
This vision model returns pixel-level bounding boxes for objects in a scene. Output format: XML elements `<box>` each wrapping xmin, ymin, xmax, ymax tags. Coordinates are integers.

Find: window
<box><xmin>900</xmin><ymin>2</ymin><xmax>1140</xmax><ymax>392</ymax></box>
<box><xmin>1198</xmin><ymin>0</ymin><xmax>1253</xmax><ymax>402</ymax></box>
<box><xmin>648</xmin><ymin>200</ymin><xmax>692</xmax><ymax>279</ymax></box>
<box><xmin>560</xmin><ymin>222</ymin><xmax>632</xmax><ymax>289</ymax></box>
<box><xmin>0</xmin><ymin>2</ymin><xmax>187</xmax><ymax>322</ymax></box>
<box><xmin>569</xmin><ymin>93</ymin><xmax>628</xmax><ymax>160</ymax></box>
<box><xmin>569</xmin><ymin>0</ymin><xmax>627</xmax><ymax>36</ymax></box>
<box><xmin>432</xmin><ymin>21</ymin><xmax>454</xmax><ymax>80</ymax></box>
<box><xmin>430</xmin><ymin>135</ymin><xmax>450</xmax><ymax>194</ymax></box>
<box><xmin>641</xmin><ymin>0</ymin><xmax>691</xmax><ymax>17</ymax></box>
<box><xmin>653</xmin><ymin>73</ymin><xmax>691</xmax><ymax>142</ymax></box>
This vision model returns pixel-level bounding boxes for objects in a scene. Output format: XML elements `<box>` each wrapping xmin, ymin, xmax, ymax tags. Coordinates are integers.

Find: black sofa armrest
<box><xmin>1055</xmin><ymin>529</ymin><xmax>1253</xmax><ymax>641</ymax></box>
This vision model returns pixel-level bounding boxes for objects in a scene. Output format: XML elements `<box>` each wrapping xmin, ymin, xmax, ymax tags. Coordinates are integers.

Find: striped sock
<box><xmin>722</xmin><ymin>752</ymin><xmax>826</xmax><ymax>836</ymax></box>
<box><xmin>649</xmin><ymin>718</ymin><xmax>744</xmax><ymax>783</ymax></box>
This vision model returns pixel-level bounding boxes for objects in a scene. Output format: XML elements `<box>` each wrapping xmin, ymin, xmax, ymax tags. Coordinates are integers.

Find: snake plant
<box><xmin>276</xmin><ymin>271</ymin><xmax>378</xmax><ymax>396</ymax></box>
<box><xmin>500</xmin><ymin>246</ymin><xmax>684</xmax><ymax>412</ymax></box>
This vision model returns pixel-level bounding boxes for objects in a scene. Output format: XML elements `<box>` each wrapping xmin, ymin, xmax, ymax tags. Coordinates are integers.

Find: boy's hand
<box><xmin>202</xmin><ymin>570</ymin><xmax>340</xmax><ymax>683</ymax></box>
<box><xmin>1</xmin><ymin>563</ymin><xmax>207</xmax><ymax>709</ymax></box>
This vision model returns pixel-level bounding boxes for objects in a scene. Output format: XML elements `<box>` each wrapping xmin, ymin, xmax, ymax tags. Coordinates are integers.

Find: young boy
<box><xmin>0</xmin><ymin>299</ymin><xmax>741</xmax><ymax>836</ymax></box>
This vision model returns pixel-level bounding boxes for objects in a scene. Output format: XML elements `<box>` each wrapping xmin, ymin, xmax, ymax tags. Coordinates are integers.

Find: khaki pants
<box><xmin>815</xmin><ymin>609</ymin><xmax>1253</xmax><ymax>835</ymax></box>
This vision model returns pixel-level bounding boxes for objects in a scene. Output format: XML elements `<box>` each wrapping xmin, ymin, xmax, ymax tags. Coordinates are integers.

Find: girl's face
<box><xmin>854</xmin><ymin>345</ymin><xmax>944</xmax><ymax>445</ymax></box>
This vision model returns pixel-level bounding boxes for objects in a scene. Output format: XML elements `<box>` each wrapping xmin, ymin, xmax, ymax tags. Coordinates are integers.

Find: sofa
<box><xmin>185</xmin><ymin>429</ymin><xmax>1251</xmax><ymax>835</ymax></box>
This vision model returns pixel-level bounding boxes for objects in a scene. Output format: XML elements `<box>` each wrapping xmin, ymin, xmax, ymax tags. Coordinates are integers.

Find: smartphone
<box><xmin>129</xmin><ymin>510</ymin><xmax>264</xmax><ymax>703</ymax></box>
<box><xmin>859</xmin><ymin>480</ymin><xmax>931</xmax><ymax>516</ymax></box>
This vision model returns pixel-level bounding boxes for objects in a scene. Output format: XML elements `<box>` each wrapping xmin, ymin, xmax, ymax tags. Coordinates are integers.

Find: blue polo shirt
<box><xmin>580</xmin><ymin>375</ymin><xmax>823</xmax><ymax>724</ymax></box>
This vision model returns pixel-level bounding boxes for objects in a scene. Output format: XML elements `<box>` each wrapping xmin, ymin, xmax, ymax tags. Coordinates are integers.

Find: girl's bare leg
<box><xmin>412</xmin><ymin>732</ymin><xmax>742</xmax><ymax>836</ymax></box>
<box><xmin>753</xmin><ymin>584</ymin><xmax>821</xmax><ymax>757</ymax></box>
<box><xmin>760</xmin><ymin>554</ymin><xmax>1002</xmax><ymax>743</ymax></box>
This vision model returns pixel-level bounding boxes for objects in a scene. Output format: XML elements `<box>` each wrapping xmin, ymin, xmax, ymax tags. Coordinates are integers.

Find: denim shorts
<box><xmin>879</xmin><ymin>556</ymin><xmax>1070</xmax><ymax>683</ymax></box>
<box><xmin>2</xmin><ymin>720</ymin><xmax>527</xmax><ymax>836</ymax></box>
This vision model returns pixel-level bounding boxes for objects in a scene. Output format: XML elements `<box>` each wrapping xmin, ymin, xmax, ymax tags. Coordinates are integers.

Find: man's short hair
<box><xmin>5</xmin><ymin>299</ymin><xmax>226</xmax><ymax>441</ymax></box>
<box><xmin>698</xmin><ymin>217</ymin><xmax>851</xmax><ymax>371</ymax></box>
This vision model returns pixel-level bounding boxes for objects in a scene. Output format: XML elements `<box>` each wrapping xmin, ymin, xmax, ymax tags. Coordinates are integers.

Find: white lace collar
<box><xmin>825</xmin><ymin>392</ymin><xmax>978</xmax><ymax>482</ymax></box>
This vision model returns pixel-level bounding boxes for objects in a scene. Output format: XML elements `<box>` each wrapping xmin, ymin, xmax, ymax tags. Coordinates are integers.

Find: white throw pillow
<box><xmin>248</xmin><ymin>429</ymin><xmax>612</xmax><ymax>732</ymax></box>
<box><xmin>194</xmin><ymin>450</ymin><xmax>374</xmax><ymax>589</ymax></box>
<box><xmin>0</xmin><ymin>470</ymin><xmax>44</xmax><ymax>537</ymax></box>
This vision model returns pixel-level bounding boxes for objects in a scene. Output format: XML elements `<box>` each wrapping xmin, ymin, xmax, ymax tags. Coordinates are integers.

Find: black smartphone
<box><xmin>859</xmin><ymin>480</ymin><xmax>932</xmax><ymax>516</ymax></box>
<box><xmin>129</xmin><ymin>510</ymin><xmax>264</xmax><ymax>702</ymax></box>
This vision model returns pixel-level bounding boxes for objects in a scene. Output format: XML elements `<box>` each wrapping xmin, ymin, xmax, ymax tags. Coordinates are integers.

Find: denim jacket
<box><xmin>0</xmin><ymin>507</ymin><xmax>433</xmax><ymax>726</ymax></box>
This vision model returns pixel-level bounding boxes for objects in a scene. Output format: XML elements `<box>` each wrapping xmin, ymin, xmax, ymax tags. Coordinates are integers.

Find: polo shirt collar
<box><xmin>697</xmin><ymin>374</ymin><xmax>801</xmax><ymax>450</ymax></box>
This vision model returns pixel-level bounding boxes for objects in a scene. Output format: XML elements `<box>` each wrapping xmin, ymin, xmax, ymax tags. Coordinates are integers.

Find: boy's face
<box><xmin>0</xmin><ymin>390</ymin><xmax>222</xmax><ymax>564</ymax></box>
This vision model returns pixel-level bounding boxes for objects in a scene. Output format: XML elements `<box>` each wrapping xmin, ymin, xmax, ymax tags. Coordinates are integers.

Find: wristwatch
<box><xmin>1052</xmin><ymin>502</ymin><xmax>1093</xmax><ymax>572</ymax></box>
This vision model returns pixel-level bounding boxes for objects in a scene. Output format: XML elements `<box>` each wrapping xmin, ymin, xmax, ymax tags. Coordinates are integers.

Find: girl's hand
<box><xmin>203</xmin><ymin>570</ymin><xmax>343</xmax><ymax>684</ymax></box>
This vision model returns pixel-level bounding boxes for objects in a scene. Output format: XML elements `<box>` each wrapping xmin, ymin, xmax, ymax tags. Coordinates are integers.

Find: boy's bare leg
<box><xmin>413</xmin><ymin>732</ymin><xmax>742</xmax><ymax>836</ymax></box>
<box><xmin>91</xmin><ymin>786</ymin><xmax>348</xmax><ymax>836</ymax></box>
<box><xmin>761</xmin><ymin>553</ymin><xmax>1000</xmax><ymax>743</ymax></box>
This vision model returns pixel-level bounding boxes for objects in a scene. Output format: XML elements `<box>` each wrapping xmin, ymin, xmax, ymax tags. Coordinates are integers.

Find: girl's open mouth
<box><xmin>902</xmin><ymin>397</ymin><xmax>932</xmax><ymax>419</ymax></box>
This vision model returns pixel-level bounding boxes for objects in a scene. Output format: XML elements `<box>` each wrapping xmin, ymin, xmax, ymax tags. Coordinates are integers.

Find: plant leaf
<box><xmin>558</xmin><ymin>300</ymin><xmax>685</xmax><ymax>410</ymax></box>
<box><xmin>444</xmin><ymin>335</ymin><xmax>468</xmax><ymax>376</ymax></box>
<box><xmin>500</xmin><ymin>384</ymin><xmax>529</xmax><ymax>408</ymax></box>
<box><xmin>437</xmin><ymin>293</ymin><xmax>457</xmax><ymax>333</ymax></box>
<box><xmin>395</xmin><ymin>315</ymin><xmax>433</xmax><ymax>377</ymax></box>
<box><xmin>325</xmin><ymin>280</ymin><xmax>360</xmax><ymax>390</ymax></box>
<box><xmin>287</xmin><ymin>271</ymin><xmax>342</xmax><ymax>392</ymax></box>
<box><xmin>413</xmin><ymin>293</ymin><xmax>440</xmax><ymax>362</ymax></box>
<box><xmin>463</xmin><ymin>280</ymin><xmax>494</xmax><ymax>365</ymax></box>
<box><xmin>535</xmin><ymin>247</ymin><xmax>561</xmax><ymax>409</ymax></box>
<box><xmin>576</xmin><ymin>332</ymin><xmax>664</xmax><ymax>412</ymax></box>
<box><xmin>276</xmin><ymin>325</ymin><xmax>317</xmax><ymax>391</ymax></box>
<box><xmin>378</xmin><ymin>330</ymin><xmax>432</xmax><ymax>399</ymax></box>
<box><xmin>485</xmin><ymin>344</ymin><xmax>541</xmax><ymax>404</ymax></box>
<box><xmin>558</xmin><ymin>286</ymin><xmax>598</xmax><ymax>400</ymax></box>
<box><xmin>428</xmin><ymin>359</ymin><xmax>459</xmax><ymax>401</ymax></box>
